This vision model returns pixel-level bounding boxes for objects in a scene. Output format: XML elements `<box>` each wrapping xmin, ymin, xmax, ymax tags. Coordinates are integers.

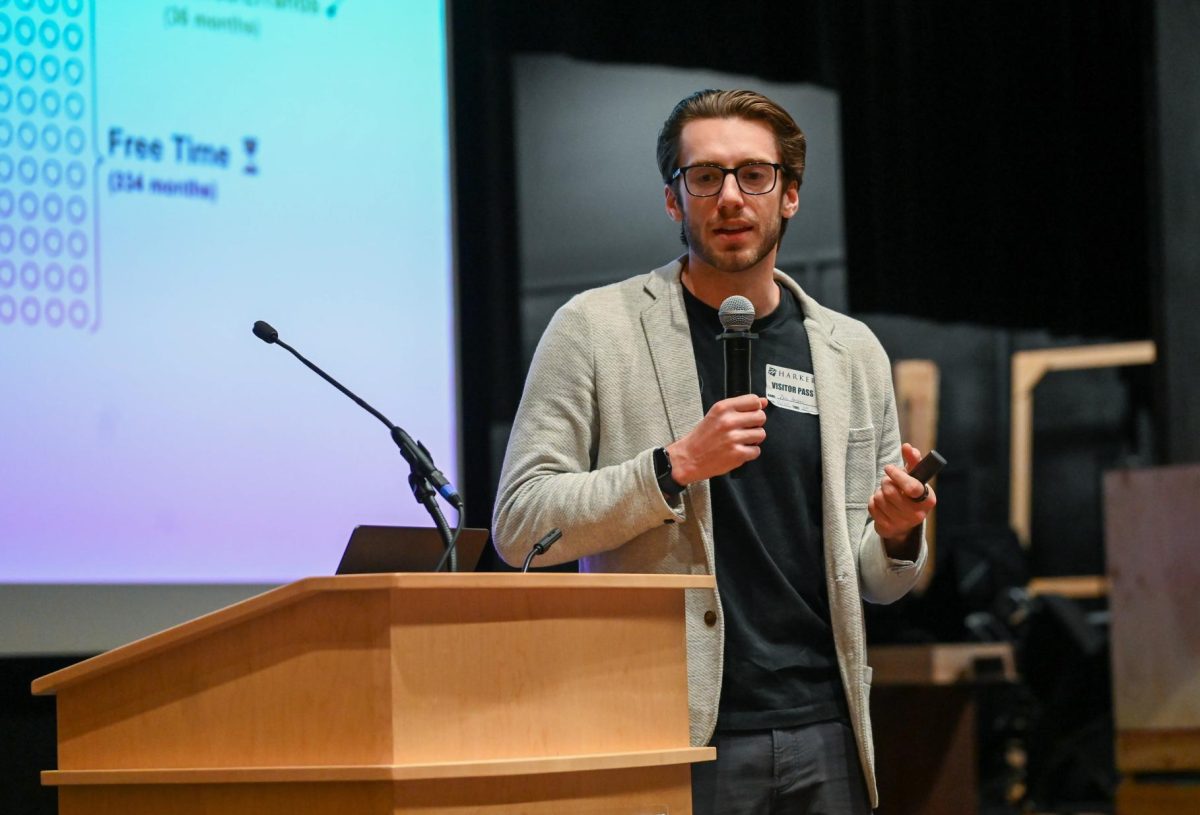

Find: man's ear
<box><xmin>781</xmin><ymin>179</ymin><xmax>799</xmax><ymax>219</ymax></box>
<box><xmin>665</xmin><ymin>184</ymin><xmax>684</xmax><ymax>222</ymax></box>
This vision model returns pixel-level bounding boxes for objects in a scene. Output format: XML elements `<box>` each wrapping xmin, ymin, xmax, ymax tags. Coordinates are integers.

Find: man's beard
<box><xmin>680</xmin><ymin>214</ymin><xmax>782</xmax><ymax>274</ymax></box>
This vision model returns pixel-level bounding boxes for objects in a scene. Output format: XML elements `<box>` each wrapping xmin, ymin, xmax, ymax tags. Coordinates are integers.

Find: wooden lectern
<box><xmin>33</xmin><ymin>573</ymin><xmax>716</xmax><ymax>814</ymax></box>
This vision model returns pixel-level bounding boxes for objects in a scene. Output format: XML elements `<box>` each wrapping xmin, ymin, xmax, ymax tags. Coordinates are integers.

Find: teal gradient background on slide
<box><xmin>0</xmin><ymin>1</ymin><xmax>456</xmax><ymax>581</ymax></box>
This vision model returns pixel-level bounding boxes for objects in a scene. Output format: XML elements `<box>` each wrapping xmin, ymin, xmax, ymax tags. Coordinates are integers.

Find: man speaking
<box><xmin>493</xmin><ymin>89</ymin><xmax>933</xmax><ymax>814</ymax></box>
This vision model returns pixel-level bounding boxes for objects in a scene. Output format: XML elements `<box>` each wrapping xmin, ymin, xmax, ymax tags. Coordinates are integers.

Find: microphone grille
<box><xmin>718</xmin><ymin>296</ymin><xmax>755</xmax><ymax>332</ymax></box>
<box><xmin>252</xmin><ymin>320</ymin><xmax>279</xmax><ymax>344</ymax></box>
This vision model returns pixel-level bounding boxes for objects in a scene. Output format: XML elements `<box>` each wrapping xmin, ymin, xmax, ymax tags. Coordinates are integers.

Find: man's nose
<box><xmin>717</xmin><ymin>172</ymin><xmax>745</xmax><ymax>207</ymax></box>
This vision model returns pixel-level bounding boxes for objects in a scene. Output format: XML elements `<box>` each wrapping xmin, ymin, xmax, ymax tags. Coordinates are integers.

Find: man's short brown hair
<box><xmin>656</xmin><ymin>89</ymin><xmax>807</xmax><ymax>190</ymax></box>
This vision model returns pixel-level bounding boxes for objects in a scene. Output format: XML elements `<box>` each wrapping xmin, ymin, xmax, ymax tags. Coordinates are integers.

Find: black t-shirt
<box><xmin>682</xmin><ymin>282</ymin><xmax>848</xmax><ymax>731</ymax></box>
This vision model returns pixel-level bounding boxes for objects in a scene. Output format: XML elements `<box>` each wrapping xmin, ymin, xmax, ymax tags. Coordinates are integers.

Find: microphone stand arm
<box><xmin>270</xmin><ymin>336</ymin><xmax>462</xmax><ymax>569</ymax></box>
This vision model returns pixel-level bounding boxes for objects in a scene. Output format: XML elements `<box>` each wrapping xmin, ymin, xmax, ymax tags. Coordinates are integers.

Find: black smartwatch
<box><xmin>653</xmin><ymin>446</ymin><xmax>686</xmax><ymax>497</ymax></box>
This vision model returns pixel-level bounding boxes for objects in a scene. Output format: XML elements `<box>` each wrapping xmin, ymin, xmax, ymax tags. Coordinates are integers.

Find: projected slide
<box><xmin>1</xmin><ymin>1</ymin><xmax>455</xmax><ymax>581</ymax></box>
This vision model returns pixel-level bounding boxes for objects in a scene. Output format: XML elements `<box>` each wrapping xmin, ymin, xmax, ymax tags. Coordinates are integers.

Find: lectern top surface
<box><xmin>31</xmin><ymin>572</ymin><xmax>715</xmax><ymax>696</ymax></box>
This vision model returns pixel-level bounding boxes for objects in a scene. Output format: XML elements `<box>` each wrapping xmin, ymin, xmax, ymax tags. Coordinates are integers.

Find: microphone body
<box><xmin>720</xmin><ymin>332</ymin><xmax>754</xmax><ymax>397</ymax></box>
<box><xmin>717</xmin><ymin>296</ymin><xmax>757</xmax><ymax>399</ymax></box>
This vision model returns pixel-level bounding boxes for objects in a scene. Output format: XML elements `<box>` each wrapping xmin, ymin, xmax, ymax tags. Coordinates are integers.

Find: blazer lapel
<box><xmin>641</xmin><ymin>261</ymin><xmax>705</xmax><ymax>441</ymax></box>
<box><xmin>642</xmin><ymin>261</ymin><xmax>713</xmax><ymax>574</ymax></box>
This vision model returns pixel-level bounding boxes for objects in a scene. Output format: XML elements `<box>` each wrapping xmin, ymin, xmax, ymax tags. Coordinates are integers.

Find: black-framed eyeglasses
<box><xmin>670</xmin><ymin>163</ymin><xmax>783</xmax><ymax>197</ymax></box>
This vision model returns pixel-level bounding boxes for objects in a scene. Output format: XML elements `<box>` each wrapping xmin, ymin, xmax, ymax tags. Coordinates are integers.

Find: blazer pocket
<box><xmin>845</xmin><ymin>425</ymin><xmax>876</xmax><ymax>507</ymax></box>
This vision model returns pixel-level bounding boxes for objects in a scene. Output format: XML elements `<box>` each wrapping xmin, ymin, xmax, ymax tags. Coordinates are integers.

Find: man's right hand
<box><xmin>665</xmin><ymin>394</ymin><xmax>768</xmax><ymax>486</ymax></box>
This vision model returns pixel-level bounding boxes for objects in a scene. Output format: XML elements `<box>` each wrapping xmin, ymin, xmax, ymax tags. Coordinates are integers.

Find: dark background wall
<box><xmin>1150</xmin><ymin>0</ymin><xmax>1200</xmax><ymax>464</ymax></box>
<box><xmin>2</xmin><ymin>657</ymin><xmax>72</xmax><ymax>814</ymax></box>
<box><xmin>838</xmin><ymin>1</ymin><xmax>1151</xmax><ymax>336</ymax></box>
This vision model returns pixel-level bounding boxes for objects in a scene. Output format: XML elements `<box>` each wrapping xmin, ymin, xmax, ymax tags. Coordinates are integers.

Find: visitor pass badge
<box><xmin>765</xmin><ymin>364</ymin><xmax>818</xmax><ymax>415</ymax></box>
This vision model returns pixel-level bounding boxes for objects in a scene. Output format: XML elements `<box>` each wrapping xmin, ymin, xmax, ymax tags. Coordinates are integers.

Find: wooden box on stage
<box><xmin>1105</xmin><ymin>465</ymin><xmax>1200</xmax><ymax>815</ymax></box>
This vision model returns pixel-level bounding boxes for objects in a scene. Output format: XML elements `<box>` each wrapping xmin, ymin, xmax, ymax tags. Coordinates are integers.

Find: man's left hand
<box><xmin>869</xmin><ymin>443</ymin><xmax>936</xmax><ymax>559</ymax></box>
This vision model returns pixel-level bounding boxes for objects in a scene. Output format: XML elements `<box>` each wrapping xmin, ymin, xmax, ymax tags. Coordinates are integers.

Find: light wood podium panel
<box><xmin>55</xmin><ymin>765</ymin><xmax>695</xmax><ymax>815</ymax></box>
<box><xmin>35</xmin><ymin>573</ymin><xmax>716</xmax><ymax>814</ymax></box>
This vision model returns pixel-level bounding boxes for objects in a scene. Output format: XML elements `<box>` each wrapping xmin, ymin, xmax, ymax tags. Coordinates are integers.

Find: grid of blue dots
<box><xmin>0</xmin><ymin>0</ymin><xmax>94</xmax><ymax>330</ymax></box>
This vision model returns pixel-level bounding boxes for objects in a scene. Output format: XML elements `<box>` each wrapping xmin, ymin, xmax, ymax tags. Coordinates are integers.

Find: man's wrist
<box><xmin>663</xmin><ymin>440</ymin><xmax>694</xmax><ymax>486</ymax></box>
<box><xmin>654</xmin><ymin>446</ymin><xmax>686</xmax><ymax>497</ymax></box>
<box><xmin>881</xmin><ymin>525</ymin><xmax>922</xmax><ymax>561</ymax></box>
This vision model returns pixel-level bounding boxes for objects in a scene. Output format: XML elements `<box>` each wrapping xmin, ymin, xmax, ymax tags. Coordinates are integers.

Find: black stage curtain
<box><xmin>465</xmin><ymin>0</ymin><xmax>1151</xmax><ymax>339</ymax></box>
<box><xmin>836</xmin><ymin>1</ymin><xmax>1151</xmax><ymax>337</ymax></box>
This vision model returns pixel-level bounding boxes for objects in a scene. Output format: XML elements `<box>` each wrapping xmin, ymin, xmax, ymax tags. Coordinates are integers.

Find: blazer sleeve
<box><xmin>491</xmin><ymin>299</ymin><xmax>684</xmax><ymax>568</ymax></box>
<box><xmin>854</xmin><ymin>332</ymin><xmax>929</xmax><ymax>604</ymax></box>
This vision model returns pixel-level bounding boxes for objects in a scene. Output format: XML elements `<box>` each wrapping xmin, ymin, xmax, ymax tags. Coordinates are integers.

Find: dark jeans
<box><xmin>691</xmin><ymin>719</ymin><xmax>872</xmax><ymax>815</ymax></box>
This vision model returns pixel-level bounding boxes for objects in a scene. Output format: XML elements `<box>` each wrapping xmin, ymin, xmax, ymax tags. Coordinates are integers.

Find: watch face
<box><xmin>654</xmin><ymin>447</ymin><xmax>684</xmax><ymax>496</ymax></box>
<box><xmin>654</xmin><ymin>447</ymin><xmax>670</xmax><ymax>478</ymax></box>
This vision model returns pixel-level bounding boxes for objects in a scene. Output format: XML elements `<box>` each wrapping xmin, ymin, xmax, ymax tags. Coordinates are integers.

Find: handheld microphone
<box><xmin>251</xmin><ymin>320</ymin><xmax>463</xmax><ymax>511</ymax></box>
<box><xmin>717</xmin><ymin>296</ymin><xmax>756</xmax><ymax>398</ymax></box>
<box><xmin>521</xmin><ymin>528</ymin><xmax>563</xmax><ymax>573</ymax></box>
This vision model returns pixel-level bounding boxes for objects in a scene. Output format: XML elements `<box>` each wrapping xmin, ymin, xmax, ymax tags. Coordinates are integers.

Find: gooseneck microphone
<box><xmin>717</xmin><ymin>296</ymin><xmax>757</xmax><ymax>398</ymax></box>
<box><xmin>252</xmin><ymin>320</ymin><xmax>462</xmax><ymax>510</ymax></box>
<box><xmin>252</xmin><ymin>320</ymin><xmax>464</xmax><ymax>569</ymax></box>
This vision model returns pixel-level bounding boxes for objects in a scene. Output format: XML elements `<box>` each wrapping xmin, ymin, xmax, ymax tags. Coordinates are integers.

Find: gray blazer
<box><xmin>493</xmin><ymin>259</ymin><xmax>927</xmax><ymax>807</ymax></box>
